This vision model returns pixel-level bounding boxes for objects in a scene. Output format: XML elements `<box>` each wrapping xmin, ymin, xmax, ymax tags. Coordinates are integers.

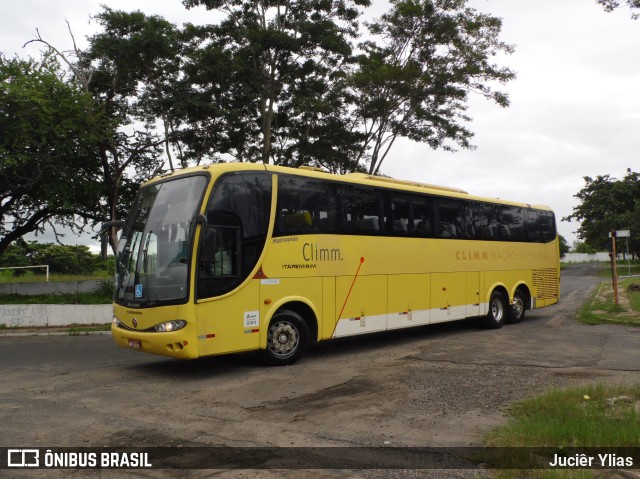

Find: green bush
<box><xmin>0</xmin><ymin>241</ymin><xmax>115</xmax><ymax>277</ymax></box>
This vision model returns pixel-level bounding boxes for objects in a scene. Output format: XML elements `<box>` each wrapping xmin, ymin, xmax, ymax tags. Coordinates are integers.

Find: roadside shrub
<box><xmin>0</xmin><ymin>241</ymin><xmax>112</xmax><ymax>276</ymax></box>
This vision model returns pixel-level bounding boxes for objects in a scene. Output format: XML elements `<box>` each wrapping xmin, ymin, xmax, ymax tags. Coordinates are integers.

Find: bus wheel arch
<box><xmin>482</xmin><ymin>286</ymin><xmax>509</xmax><ymax>329</ymax></box>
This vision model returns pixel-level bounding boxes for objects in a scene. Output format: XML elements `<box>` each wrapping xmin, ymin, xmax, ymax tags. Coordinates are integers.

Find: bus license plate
<box><xmin>128</xmin><ymin>339</ymin><xmax>142</xmax><ymax>349</ymax></box>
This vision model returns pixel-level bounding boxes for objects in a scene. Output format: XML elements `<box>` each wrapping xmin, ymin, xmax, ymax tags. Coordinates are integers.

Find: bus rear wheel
<box><xmin>507</xmin><ymin>290</ymin><xmax>526</xmax><ymax>324</ymax></box>
<box><xmin>483</xmin><ymin>291</ymin><xmax>506</xmax><ymax>329</ymax></box>
<box><xmin>259</xmin><ymin>310</ymin><xmax>309</xmax><ymax>366</ymax></box>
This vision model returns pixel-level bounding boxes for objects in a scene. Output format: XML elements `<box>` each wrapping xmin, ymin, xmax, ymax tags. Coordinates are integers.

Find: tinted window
<box><xmin>390</xmin><ymin>194</ymin><xmax>411</xmax><ymax>235</ymax></box>
<box><xmin>341</xmin><ymin>185</ymin><xmax>384</xmax><ymax>234</ymax></box>
<box><xmin>540</xmin><ymin>211</ymin><xmax>556</xmax><ymax>242</ymax></box>
<box><xmin>198</xmin><ymin>172</ymin><xmax>272</xmax><ymax>298</ymax></box>
<box><xmin>412</xmin><ymin>195</ymin><xmax>434</xmax><ymax>237</ymax></box>
<box><xmin>500</xmin><ymin>206</ymin><xmax>526</xmax><ymax>241</ymax></box>
<box><xmin>436</xmin><ymin>199</ymin><xmax>474</xmax><ymax>239</ymax></box>
<box><xmin>275</xmin><ymin>176</ymin><xmax>338</xmax><ymax>236</ymax></box>
<box><xmin>472</xmin><ymin>202</ymin><xmax>499</xmax><ymax>240</ymax></box>
<box><xmin>525</xmin><ymin>209</ymin><xmax>542</xmax><ymax>242</ymax></box>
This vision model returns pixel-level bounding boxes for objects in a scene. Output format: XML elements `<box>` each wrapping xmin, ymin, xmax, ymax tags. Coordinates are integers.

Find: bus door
<box><xmin>196</xmin><ymin>213</ymin><xmax>262</xmax><ymax>356</ymax></box>
<box><xmin>195</xmin><ymin>172</ymin><xmax>272</xmax><ymax>357</ymax></box>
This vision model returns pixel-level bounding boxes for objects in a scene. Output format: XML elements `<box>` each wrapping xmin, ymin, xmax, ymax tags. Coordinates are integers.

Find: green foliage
<box><xmin>571</xmin><ymin>241</ymin><xmax>599</xmax><ymax>254</ymax></box>
<box><xmin>176</xmin><ymin>0</ymin><xmax>514</xmax><ymax>174</ymax></box>
<box><xmin>487</xmin><ymin>383</ymin><xmax>640</xmax><ymax>447</ymax></box>
<box><xmin>577</xmin><ymin>277</ymin><xmax>640</xmax><ymax>326</ymax></box>
<box><xmin>563</xmin><ymin>170</ymin><xmax>640</xmax><ymax>258</ymax></box>
<box><xmin>0</xmin><ymin>55</ymin><xmax>102</xmax><ymax>257</ymax></box>
<box><xmin>0</xmin><ymin>242</ymin><xmax>114</xmax><ymax>277</ymax></box>
<box><xmin>350</xmin><ymin>0</ymin><xmax>515</xmax><ymax>174</ymax></box>
<box><xmin>558</xmin><ymin>234</ymin><xmax>569</xmax><ymax>259</ymax></box>
<box><xmin>178</xmin><ymin>0</ymin><xmax>370</xmax><ymax>171</ymax></box>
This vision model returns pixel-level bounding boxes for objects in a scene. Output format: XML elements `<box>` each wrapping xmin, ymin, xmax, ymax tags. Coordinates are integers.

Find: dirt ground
<box><xmin>2</xmin><ymin>263</ymin><xmax>640</xmax><ymax>478</ymax></box>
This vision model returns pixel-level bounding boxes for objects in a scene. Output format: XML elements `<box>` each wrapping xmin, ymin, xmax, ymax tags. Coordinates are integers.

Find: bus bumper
<box><xmin>111</xmin><ymin>324</ymin><xmax>199</xmax><ymax>359</ymax></box>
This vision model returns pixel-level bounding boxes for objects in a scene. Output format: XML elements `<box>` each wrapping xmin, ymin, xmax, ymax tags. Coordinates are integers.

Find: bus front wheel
<box><xmin>260</xmin><ymin>310</ymin><xmax>309</xmax><ymax>366</ymax></box>
<box><xmin>483</xmin><ymin>291</ymin><xmax>507</xmax><ymax>329</ymax></box>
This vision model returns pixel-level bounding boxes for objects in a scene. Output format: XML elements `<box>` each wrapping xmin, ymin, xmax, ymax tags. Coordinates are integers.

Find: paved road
<box><xmin>1</xmin><ymin>263</ymin><xmax>639</xmax><ymax>479</ymax></box>
<box><xmin>414</xmin><ymin>262</ymin><xmax>640</xmax><ymax>371</ymax></box>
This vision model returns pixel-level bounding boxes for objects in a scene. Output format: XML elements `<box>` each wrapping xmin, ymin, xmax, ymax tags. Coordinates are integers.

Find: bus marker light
<box><xmin>264</xmin><ymin>299</ymin><xmax>272</xmax><ymax>305</ymax></box>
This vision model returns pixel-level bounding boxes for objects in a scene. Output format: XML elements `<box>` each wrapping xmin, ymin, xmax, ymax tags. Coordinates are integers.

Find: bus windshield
<box><xmin>115</xmin><ymin>175</ymin><xmax>207</xmax><ymax>305</ymax></box>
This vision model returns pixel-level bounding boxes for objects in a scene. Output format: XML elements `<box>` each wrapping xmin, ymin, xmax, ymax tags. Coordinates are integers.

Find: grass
<box><xmin>0</xmin><ymin>270</ymin><xmax>111</xmax><ymax>284</ymax></box>
<box><xmin>482</xmin><ymin>384</ymin><xmax>640</xmax><ymax>478</ymax></box>
<box><xmin>578</xmin><ymin>277</ymin><xmax>640</xmax><ymax>326</ymax></box>
<box><xmin>486</xmin><ymin>384</ymin><xmax>640</xmax><ymax>447</ymax></box>
<box><xmin>596</xmin><ymin>259</ymin><xmax>640</xmax><ymax>278</ymax></box>
<box><xmin>68</xmin><ymin>324</ymin><xmax>111</xmax><ymax>335</ymax></box>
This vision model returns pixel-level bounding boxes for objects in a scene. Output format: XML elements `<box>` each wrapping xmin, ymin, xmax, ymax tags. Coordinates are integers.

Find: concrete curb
<box><xmin>0</xmin><ymin>328</ymin><xmax>112</xmax><ymax>337</ymax></box>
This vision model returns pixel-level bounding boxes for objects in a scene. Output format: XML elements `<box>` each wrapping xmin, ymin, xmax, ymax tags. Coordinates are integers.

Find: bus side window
<box><xmin>540</xmin><ymin>211</ymin><xmax>556</xmax><ymax>242</ymax></box>
<box><xmin>526</xmin><ymin>209</ymin><xmax>542</xmax><ymax>242</ymax></box>
<box><xmin>340</xmin><ymin>186</ymin><xmax>383</xmax><ymax>235</ymax></box>
<box><xmin>473</xmin><ymin>203</ymin><xmax>497</xmax><ymax>240</ymax></box>
<box><xmin>275</xmin><ymin>176</ymin><xmax>338</xmax><ymax>236</ymax></box>
<box><xmin>390</xmin><ymin>194</ymin><xmax>410</xmax><ymax>235</ymax></box>
<box><xmin>435</xmin><ymin>199</ymin><xmax>470</xmax><ymax>239</ymax></box>
<box><xmin>501</xmin><ymin>206</ymin><xmax>526</xmax><ymax>241</ymax></box>
<box><xmin>412</xmin><ymin>196</ymin><xmax>434</xmax><ymax>237</ymax></box>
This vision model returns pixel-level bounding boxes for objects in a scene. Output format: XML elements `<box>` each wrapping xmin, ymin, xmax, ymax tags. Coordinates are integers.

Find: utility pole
<box><xmin>611</xmin><ymin>230</ymin><xmax>618</xmax><ymax>305</ymax></box>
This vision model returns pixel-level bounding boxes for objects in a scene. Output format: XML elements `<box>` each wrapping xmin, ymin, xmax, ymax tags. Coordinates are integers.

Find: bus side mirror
<box><xmin>102</xmin><ymin>220</ymin><xmax>126</xmax><ymax>231</ymax></box>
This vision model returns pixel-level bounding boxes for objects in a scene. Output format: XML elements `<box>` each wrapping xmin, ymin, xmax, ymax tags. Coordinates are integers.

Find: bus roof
<box><xmin>145</xmin><ymin>163</ymin><xmax>554</xmax><ymax>212</ymax></box>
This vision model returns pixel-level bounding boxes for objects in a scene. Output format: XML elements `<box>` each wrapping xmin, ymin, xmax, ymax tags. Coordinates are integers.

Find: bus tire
<box><xmin>483</xmin><ymin>291</ymin><xmax>507</xmax><ymax>329</ymax></box>
<box><xmin>507</xmin><ymin>290</ymin><xmax>526</xmax><ymax>324</ymax></box>
<box><xmin>259</xmin><ymin>310</ymin><xmax>309</xmax><ymax>366</ymax></box>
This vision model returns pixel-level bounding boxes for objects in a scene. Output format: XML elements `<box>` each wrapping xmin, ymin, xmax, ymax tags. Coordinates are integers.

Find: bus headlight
<box><xmin>153</xmin><ymin>320</ymin><xmax>187</xmax><ymax>332</ymax></box>
<box><xmin>112</xmin><ymin>316</ymin><xmax>124</xmax><ymax>328</ymax></box>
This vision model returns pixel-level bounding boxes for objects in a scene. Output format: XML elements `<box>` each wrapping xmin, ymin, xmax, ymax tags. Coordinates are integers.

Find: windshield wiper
<box><xmin>142</xmin><ymin>231</ymin><xmax>152</xmax><ymax>273</ymax></box>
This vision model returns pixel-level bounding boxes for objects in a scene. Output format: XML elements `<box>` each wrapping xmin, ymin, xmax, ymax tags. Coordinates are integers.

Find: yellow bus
<box><xmin>111</xmin><ymin>163</ymin><xmax>559</xmax><ymax>365</ymax></box>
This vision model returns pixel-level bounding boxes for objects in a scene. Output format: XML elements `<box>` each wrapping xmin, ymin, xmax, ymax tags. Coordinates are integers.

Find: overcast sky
<box><xmin>2</xmin><ymin>0</ymin><xmax>639</xmax><ymax>250</ymax></box>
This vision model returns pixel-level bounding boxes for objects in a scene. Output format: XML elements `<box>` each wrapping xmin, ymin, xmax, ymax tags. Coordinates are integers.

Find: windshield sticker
<box><xmin>135</xmin><ymin>284</ymin><xmax>143</xmax><ymax>299</ymax></box>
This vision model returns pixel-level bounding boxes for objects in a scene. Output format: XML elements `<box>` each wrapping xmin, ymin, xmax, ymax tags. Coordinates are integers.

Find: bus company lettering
<box><xmin>456</xmin><ymin>250</ymin><xmax>550</xmax><ymax>261</ymax></box>
<box><xmin>302</xmin><ymin>242</ymin><xmax>343</xmax><ymax>262</ymax></box>
<box><xmin>456</xmin><ymin>250</ymin><xmax>489</xmax><ymax>261</ymax></box>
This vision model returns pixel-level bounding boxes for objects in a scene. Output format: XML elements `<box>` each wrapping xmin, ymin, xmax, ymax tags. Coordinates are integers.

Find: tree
<box><xmin>349</xmin><ymin>0</ymin><xmax>515</xmax><ymax>175</ymax></box>
<box><xmin>84</xmin><ymin>9</ymin><xmax>185</xmax><ymax>255</ymax></box>
<box><xmin>0</xmin><ymin>55</ymin><xmax>101</xmax><ymax>258</ymax></box>
<box><xmin>0</xmin><ymin>241</ymin><xmax>107</xmax><ymax>275</ymax></box>
<box><xmin>597</xmin><ymin>0</ymin><xmax>640</xmax><ymax>19</ymax></box>
<box><xmin>179</xmin><ymin>0</ymin><xmax>370</xmax><ymax>170</ymax></box>
<box><xmin>563</xmin><ymin>170</ymin><xmax>640</xmax><ymax>258</ymax></box>
<box><xmin>558</xmin><ymin>234</ymin><xmax>569</xmax><ymax>259</ymax></box>
<box><xmin>26</xmin><ymin>11</ymin><xmax>184</xmax><ymax>257</ymax></box>
<box><xmin>572</xmin><ymin>241</ymin><xmax>599</xmax><ymax>254</ymax></box>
